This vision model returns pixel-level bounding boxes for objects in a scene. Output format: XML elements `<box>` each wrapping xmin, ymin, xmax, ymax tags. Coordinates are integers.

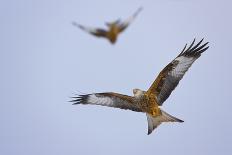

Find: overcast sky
<box><xmin>1</xmin><ymin>0</ymin><xmax>232</xmax><ymax>155</ymax></box>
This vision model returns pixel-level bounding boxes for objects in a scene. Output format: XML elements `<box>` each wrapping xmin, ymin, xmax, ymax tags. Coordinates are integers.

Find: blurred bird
<box><xmin>71</xmin><ymin>39</ymin><xmax>209</xmax><ymax>134</ymax></box>
<box><xmin>72</xmin><ymin>7</ymin><xmax>143</xmax><ymax>44</ymax></box>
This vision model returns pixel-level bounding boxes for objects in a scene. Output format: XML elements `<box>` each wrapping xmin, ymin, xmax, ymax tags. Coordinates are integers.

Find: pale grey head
<box><xmin>133</xmin><ymin>88</ymin><xmax>145</xmax><ymax>98</ymax></box>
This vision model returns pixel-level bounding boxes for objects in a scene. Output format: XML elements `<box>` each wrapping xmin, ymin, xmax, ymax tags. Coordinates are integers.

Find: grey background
<box><xmin>0</xmin><ymin>0</ymin><xmax>231</xmax><ymax>154</ymax></box>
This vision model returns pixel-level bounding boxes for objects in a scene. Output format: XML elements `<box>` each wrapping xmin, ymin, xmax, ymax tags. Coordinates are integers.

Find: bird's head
<box><xmin>133</xmin><ymin>88</ymin><xmax>145</xmax><ymax>97</ymax></box>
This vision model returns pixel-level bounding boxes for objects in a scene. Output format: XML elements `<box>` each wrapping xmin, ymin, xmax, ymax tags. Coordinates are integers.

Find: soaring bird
<box><xmin>72</xmin><ymin>7</ymin><xmax>143</xmax><ymax>44</ymax></box>
<box><xmin>71</xmin><ymin>39</ymin><xmax>209</xmax><ymax>134</ymax></box>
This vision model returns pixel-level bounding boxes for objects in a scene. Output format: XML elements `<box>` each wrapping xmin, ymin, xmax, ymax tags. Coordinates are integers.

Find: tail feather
<box><xmin>146</xmin><ymin>109</ymin><xmax>183</xmax><ymax>135</ymax></box>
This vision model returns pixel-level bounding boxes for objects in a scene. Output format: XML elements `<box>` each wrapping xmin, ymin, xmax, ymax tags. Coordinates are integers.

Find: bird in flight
<box><xmin>71</xmin><ymin>39</ymin><xmax>209</xmax><ymax>135</ymax></box>
<box><xmin>72</xmin><ymin>7</ymin><xmax>143</xmax><ymax>44</ymax></box>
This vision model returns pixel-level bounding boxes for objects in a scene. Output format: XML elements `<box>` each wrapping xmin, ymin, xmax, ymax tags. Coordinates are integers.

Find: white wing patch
<box><xmin>170</xmin><ymin>56</ymin><xmax>196</xmax><ymax>77</ymax></box>
<box><xmin>88</xmin><ymin>94</ymin><xmax>114</xmax><ymax>106</ymax></box>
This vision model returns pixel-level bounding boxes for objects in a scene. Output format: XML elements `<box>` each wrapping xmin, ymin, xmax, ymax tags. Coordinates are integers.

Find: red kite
<box><xmin>72</xmin><ymin>7</ymin><xmax>142</xmax><ymax>44</ymax></box>
<box><xmin>71</xmin><ymin>39</ymin><xmax>209</xmax><ymax>134</ymax></box>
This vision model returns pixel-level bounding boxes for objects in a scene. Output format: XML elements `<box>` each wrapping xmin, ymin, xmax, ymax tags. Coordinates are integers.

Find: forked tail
<box><xmin>146</xmin><ymin>109</ymin><xmax>184</xmax><ymax>135</ymax></box>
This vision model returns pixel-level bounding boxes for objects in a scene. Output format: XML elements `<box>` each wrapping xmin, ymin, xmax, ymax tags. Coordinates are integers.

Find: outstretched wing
<box><xmin>117</xmin><ymin>7</ymin><xmax>143</xmax><ymax>32</ymax></box>
<box><xmin>72</xmin><ymin>22</ymin><xmax>108</xmax><ymax>38</ymax></box>
<box><xmin>147</xmin><ymin>39</ymin><xmax>209</xmax><ymax>106</ymax></box>
<box><xmin>71</xmin><ymin>92</ymin><xmax>142</xmax><ymax>112</ymax></box>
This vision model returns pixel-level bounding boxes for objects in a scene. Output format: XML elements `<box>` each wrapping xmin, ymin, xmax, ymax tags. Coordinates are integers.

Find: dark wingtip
<box><xmin>179</xmin><ymin>43</ymin><xmax>187</xmax><ymax>56</ymax></box>
<box><xmin>69</xmin><ymin>96</ymin><xmax>81</xmax><ymax>105</ymax></box>
<box><xmin>69</xmin><ymin>94</ymin><xmax>80</xmax><ymax>103</ymax></box>
<box><xmin>185</xmin><ymin>38</ymin><xmax>196</xmax><ymax>52</ymax></box>
<box><xmin>179</xmin><ymin>38</ymin><xmax>209</xmax><ymax>57</ymax></box>
<box><xmin>72</xmin><ymin>21</ymin><xmax>78</xmax><ymax>27</ymax></box>
<box><xmin>133</xmin><ymin>6</ymin><xmax>143</xmax><ymax>18</ymax></box>
<box><xmin>72</xmin><ymin>21</ymin><xmax>84</xmax><ymax>30</ymax></box>
<box><xmin>69</xmin><ymin>94</ymin><xmax>90</xmax><ymax>105</ymax></box>
<box><xmin>71</xmin><ymin>102</ymin><xmax>78</xmax><ymax>105</ymax></box>
<box><xmin>200</xmin><ymin>45</ymin><xmax>209</xmax><ymax>52</ymax></box>
<box><xmin>147</xmin><ymin>130</ymin><xmax>152</xmax><ymax>135</ymax></box>
<box><xmin>137</xmin><ymin>6</ymin><xmax>143</xmax><ymax>12</ymax></box>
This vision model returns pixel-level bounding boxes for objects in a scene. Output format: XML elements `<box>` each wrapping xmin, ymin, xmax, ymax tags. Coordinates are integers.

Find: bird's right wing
<box><xmin>71</xmin><ymin>92</ymin><xmax>142</xmax><ymax>112</ymax></box>
<box><xmin>72</xmin><ymin>22</ymin><xmax>108</xmax><ymax>37</ymax></box>
<box><xmin>117</xmin><ymin>7</ymin><xmax>143</xmax><ymax>32</ymax></box>
<box><xmin>147</xmin><ymin>39</ymin><xmax>209</xmax><ymax>106</ymax></box>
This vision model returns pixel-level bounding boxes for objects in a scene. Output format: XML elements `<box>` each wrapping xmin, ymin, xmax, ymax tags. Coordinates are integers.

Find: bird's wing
<box><xmin>72</xmin><ymin>22</ymin><xmax>108</xmax><ymax>37</ymax></box>
<box><xmin>147</xmin><ymin>39</ymin><xmax>209</xmax><ymax>106</ymax></box>
<box><xmin>117</xmin><ymin>7</ymin><xmax>143</xmax><ymax>32</ymax></box>
<box><xmin>71</xmin><ymin>92</ymin><xmax>142</xmax><ymax>112</ymax></box>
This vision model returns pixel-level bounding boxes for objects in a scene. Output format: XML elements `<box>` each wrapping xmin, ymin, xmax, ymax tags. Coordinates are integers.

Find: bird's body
<box><xmin>105</xmin><ymin>24</ymin><xmax>120</xmax><ymax>43</ymax></box>
<box><xmin>132</xmin><ymin>89</ymin><xmax>161</xmax><ymax>116</ymax></box>
<box><xmin>71</xmin><ymin>39</ymin><xmax>209</xmax><ymax>134</ymax></box>
<box><xmin>72</xmin><ymin>7</ymin><xmax>143</xmax><ymax>44</ymax></box>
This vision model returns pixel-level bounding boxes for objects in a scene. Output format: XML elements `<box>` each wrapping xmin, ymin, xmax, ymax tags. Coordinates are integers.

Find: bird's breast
<box><xmin>107</xmin><ymin>31</ymin><xmax>118</xmax><ymax>43</ymax></box>
<box><xmin>137</xmin><ymin>94</ymin><xmax>160</xmax><ymax>116</ymax></box>
<box><xmin>107</xmin><ymin>26</ymin><xmax>120</xmax><ymax>43</ymax></box>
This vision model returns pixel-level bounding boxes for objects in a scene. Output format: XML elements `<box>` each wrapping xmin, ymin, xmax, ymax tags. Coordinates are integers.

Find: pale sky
<box><xmin>1</xmin><ymin>0</ymin><xmax>232</xmax><ymax>155</ymax></box>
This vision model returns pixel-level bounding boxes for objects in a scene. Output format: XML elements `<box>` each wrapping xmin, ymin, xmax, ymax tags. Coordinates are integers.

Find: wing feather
<box><xmin>117</xmin><ymin>7</ymin><xmax>143</xmax><ymax>32</ymax></box>
<box><xmin>72</xmin><ymin>22</ymin><xmax>108</xmax><ymax>37</ymax></box>
<box><xmin>147</xmin><ymin>39</ymin><xmax>209</xmax><ymax>105</ymax></box>
<box><xmin>71</xmin><ymin>92</ymin><xmax>142</xmax><ymax>112</ymax></box>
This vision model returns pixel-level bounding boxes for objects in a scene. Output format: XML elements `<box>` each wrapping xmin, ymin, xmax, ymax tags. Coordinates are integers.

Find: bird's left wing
<box><xmin>117</xmin><ymin>7</ymin><xmax>143</xmax><ymax>32</ymax></box>
<box><xmin>147</xmin><ymin>39</ymin><xmax>209</xmax><ymax>106</ymax></box>
<box><xmin>71</xmin><ymin>92</ymin><xmax>142</xmax><ymax>112</ymax></box>
<box><xmin>72</xmin><ymin>22</ymin><xmax>108</xmax><ymax>37</ymax></box>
